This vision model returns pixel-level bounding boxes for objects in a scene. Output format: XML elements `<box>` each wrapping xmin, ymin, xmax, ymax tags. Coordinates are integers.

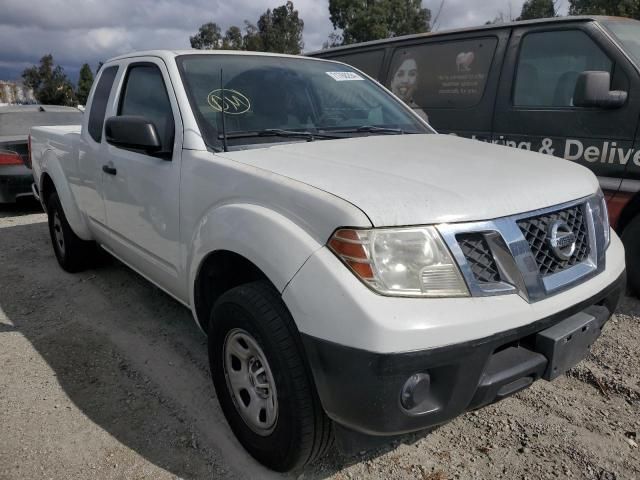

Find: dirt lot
<box><xmin>0</xmin><ymin>199</ymin><xmax>638</xmax><ymax>480</ymax></box>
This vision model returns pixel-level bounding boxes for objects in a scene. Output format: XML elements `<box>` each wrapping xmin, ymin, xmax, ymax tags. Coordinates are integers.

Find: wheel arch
<box><xmin>40</xmin><ymin>172</ymin><xmax>56</xmax><ymax>211</ymax></box>
<box><xmin>193</xmin><ymin>250</ymin><xmax>271</xmax><ymax>332</ymax></box>
<box><xmin>188</xmin><ymin>203</ymin><xmax>324</xmax><ymax>332</ymax></box>
<box><xmin>616</xmin><ymin>189</ymin><xmax>640</xmax><ymax>233</ymax></box>
<box><xmin>38</xmin><ymin>151</ymin><xmax>92</xmax><ymax>240</ymax></box>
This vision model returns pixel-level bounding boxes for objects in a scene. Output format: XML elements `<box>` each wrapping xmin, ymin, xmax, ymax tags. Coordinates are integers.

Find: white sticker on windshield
<box><xmin>326</xmin><ymin>71</ymin><xmax>365</xmax><ymax>81</ymax></box>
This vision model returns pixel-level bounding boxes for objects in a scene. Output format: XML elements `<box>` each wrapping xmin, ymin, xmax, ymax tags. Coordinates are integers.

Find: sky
<box><xmin>0</xmin><ymin>0</ymin><xmax>569</xmax><ymax>83</ymax></box>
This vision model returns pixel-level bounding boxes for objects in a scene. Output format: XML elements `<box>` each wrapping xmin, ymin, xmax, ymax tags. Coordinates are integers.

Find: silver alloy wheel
<box><xmin>223</xmin><ymin>328</ymin><xmax>278</xmax><ymax>436</ymax></box>
<box><xmin>53</xmin><ymin>211</ymin><xmax>65</xmax><ymax>257</ymax></box>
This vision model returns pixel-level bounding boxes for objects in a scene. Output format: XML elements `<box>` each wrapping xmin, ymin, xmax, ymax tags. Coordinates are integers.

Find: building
<box><xmin>0</xmin><ymin>81</ymin><xmax>36</xmax><ymax>105</ymax></box>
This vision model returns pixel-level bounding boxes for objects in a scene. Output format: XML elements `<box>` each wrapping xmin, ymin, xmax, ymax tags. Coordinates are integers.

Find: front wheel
<box><xmin>208</xmin><ymin>281</ymin><xmax>332</xmax><ymax>472</ymax></box>
<box><xmin>622</xmin><ymin>215</ymin><xmax>640</xmax><ymax>297</ymax></box>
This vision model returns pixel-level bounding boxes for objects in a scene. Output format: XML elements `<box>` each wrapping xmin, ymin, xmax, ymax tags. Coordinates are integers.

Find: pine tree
<box><xmin>76</xmin><ymin>64</ymin><xmax>94</xmax><ymax>106</ymax></box>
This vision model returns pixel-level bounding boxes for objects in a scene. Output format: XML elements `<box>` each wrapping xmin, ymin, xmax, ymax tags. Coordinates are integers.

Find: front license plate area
<box><xmin>535</xmin><ymin>310</ymin><xmax>604</xmax><ymax>381</ymax></box>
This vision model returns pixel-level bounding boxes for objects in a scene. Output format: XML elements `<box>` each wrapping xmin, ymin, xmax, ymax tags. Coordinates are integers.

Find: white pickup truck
<box><xmin>30</xmin><ymin>50</ymin><xmax>626</xmax><ymax>472</ymax></box>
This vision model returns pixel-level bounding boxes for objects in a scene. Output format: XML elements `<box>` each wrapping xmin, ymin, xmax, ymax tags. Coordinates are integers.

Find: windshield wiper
<box><xmin>219</xmin><ymin>129</ymin><xmax>341</xmax><ymax>142</ymax></box>
<box><xmin>327</xmin><ymin>125</ymin><xmax>408</xmax><ymax>135</ymax></box>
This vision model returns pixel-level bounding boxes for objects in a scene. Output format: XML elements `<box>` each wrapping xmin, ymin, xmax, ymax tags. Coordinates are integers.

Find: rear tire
<box><xmin>209</xmin><ymin>281</ymin><xmax>332</xmax><ymax>472</ymax></box>
<box><xmin>622</xmin><ymin>215</ymin><xmax>640</xmax><ymax>297</ymax></box>
<box><xmin>47</xmin><ymin>192</ymin><xmax>96</xmax><ymax>272</ymax></box>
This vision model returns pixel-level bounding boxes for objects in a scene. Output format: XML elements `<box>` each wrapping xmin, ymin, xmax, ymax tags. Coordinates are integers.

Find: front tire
<box><xmin>47</xmin><ymin>192</ymin><xmax>96</xmax><ymax>272</ymax></box>
<box><xmin>209</xmin><ymin>281</ymin><xmax>332</xmax><ymax>472</ymax></box>
<box><xmin>622</xmin><ymin>215</ymin><xmax>640</xmax><ymax>297</ymax></box>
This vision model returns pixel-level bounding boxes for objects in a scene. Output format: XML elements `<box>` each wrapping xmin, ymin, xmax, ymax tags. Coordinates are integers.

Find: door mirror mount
<box><xmin>573</xmin><ymin>71</ymin><xmax>627</xmax><ymax>109</ymax></box>
<box><xmin>105</xmin><ymin>116</ymin><xmax>163</xmax><ymax>154</ymax></box>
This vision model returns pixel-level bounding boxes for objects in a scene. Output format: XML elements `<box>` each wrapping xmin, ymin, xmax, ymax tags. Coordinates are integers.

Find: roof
<box><xmin>107</xmin><ymin>49</ymin><xmax>334</xmax><ymax>64</ymax></box>
<box><xmin>307</xmin><ymin>15</ymin><xmax>636</xmax><ymax>56</ymax></box>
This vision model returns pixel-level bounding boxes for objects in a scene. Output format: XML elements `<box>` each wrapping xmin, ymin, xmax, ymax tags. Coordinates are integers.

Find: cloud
<box><xmin>0</xmin><ymin>0</ymin><xmax>566</xmax><ymax>82</ymax></box>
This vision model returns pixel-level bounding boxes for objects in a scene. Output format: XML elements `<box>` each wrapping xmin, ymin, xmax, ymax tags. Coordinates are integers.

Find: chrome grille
<box><xmin>438</xmin><ymin>194</ymin><xmax>606</xmax><ymax>303</ymax></box>
<box><xmin>517</xmin><ymin>205</ymin><xmax>589</xmax><ymax>276</ymax></box>
<box><xmin>457</xmin><ymin>233</ymin><xmax>500</xmax><ymax>283</ymax></box>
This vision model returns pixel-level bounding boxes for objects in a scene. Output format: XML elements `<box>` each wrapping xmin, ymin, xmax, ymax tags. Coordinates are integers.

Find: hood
<box><xmin>222</xmin><ymin>134</ymin><xmax>599</xmax><ymax>227</ymax></box>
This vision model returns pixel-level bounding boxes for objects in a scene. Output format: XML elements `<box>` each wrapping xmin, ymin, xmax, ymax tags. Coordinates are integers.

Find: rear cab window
<box><xmin>88</xmin><ymin>66</ymin><xmax>118</xmax><ymax>143</ymax></box>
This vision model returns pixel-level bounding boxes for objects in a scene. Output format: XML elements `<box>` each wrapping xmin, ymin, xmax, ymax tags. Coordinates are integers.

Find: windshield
<box><xmin>602</xmin><ymin>19</ymin><xmax>640</xmax><ymax>65</ymax></box>
<box><xmin>176</xmin><ymin>54</ymin><xmax>431</xmax><ymax>151</ymax></box>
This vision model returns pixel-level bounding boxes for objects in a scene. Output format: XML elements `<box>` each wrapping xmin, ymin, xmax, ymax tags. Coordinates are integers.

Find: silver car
<box><xmin>0</xmin><ymin>105</ymin><xmax>82</xmax><ymax>203</ymax></box>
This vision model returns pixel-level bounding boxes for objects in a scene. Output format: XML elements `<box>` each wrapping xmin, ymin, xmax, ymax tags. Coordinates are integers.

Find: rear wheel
<box><xmin>47</xmin><ymin>192</ymin><xmax>96</xmax><ymax>272</ymax></box>
<box><xmin>209</xmin><ymin>281</ymin><xmax>332</xmax><ymax>472</ymax></box>
<box><xmin>622</xmin><ymin>215</ymin><xmax>640</xmax><ymax>297</ymax></box>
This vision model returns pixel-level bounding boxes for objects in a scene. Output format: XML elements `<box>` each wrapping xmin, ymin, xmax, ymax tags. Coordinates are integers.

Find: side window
<box><xmin>387</xmin><ymin>37</ymin><xmax>498</xmax><ymax>109</ymax></box>
<box><xmin>88</xmin><ymin>66</ymin><xmax>118</xmax><ymax>142</ymax></box>
<box><xmin>118</xmin><ymin>64</ymin><xmax>175</xmax><ymax>153</ymax></box>
<box><xmin>513</xmin><ymin>30</ymin><xmax>613</xmax><ymax>107</ymax></box>
<box><xmin>329</xmin><ymin>50</ymin><xmax>385</xmax><ymax>80</ymax></box>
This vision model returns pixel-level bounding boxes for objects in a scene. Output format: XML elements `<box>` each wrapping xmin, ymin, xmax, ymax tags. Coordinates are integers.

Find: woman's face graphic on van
<box><xmin>390</xmin><ymin>57</ymin><xmax>418</xmax><ymax>102</ymax></box>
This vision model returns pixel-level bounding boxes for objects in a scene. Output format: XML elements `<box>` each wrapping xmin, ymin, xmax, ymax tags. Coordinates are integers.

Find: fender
<box><xmin>187</xmin><ymin>203</ymin><xmax>325</xmax><ymax>315</ymax></box>
<box><xmin>39</xmin><ymin>149</ymin><xmax>93</xmax><ymax>241</ymax></box>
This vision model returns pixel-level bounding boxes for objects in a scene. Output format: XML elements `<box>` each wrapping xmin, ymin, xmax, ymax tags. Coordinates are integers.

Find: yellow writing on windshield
<box><xmin>207</xmin><ymin>89</ymin><xmax>251</xmax><ymax>115</ymax></box>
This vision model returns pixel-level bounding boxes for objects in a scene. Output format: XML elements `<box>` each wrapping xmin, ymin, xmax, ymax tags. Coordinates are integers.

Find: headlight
<box><xmin>597</xmin><ymin>189</ymin><xmax>611</xmax><ymax>249</ymax></box>
<box><xmin>328</xmin><ymin>227</ymin><xmax>469</xmax><ymax>297</ymax></box>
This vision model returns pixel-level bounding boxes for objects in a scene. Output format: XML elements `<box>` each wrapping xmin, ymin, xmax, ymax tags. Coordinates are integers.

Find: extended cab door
<box><xmin>101</xmin><ymin>58</ymin><xmax>184</xmax><ymax>298</ymax></box>
<box><xmin>493</xmin><ymin>21</ymin><xmax>640</xmax><ymax>189</ymax></box>
<box><xmin>76</xmin><ymin>65</ymin><xmax>119</xmax><ymax>231</ymax></box>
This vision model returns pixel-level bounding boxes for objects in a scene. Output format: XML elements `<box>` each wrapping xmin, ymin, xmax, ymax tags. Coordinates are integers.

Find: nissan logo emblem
<box><xmin>548</xmin><ymin>220</ymin><xmax>577</xmax><ymax>261</ymax></box>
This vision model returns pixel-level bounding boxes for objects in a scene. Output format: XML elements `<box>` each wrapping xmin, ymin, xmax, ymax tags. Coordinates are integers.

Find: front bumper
<box><xmin>302</xmin><ymin>271</ymin><xmax>625</xmax><ymax>436</ymax></box>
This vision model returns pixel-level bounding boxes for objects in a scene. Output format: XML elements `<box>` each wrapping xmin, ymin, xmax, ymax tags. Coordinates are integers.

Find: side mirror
<box><xmin>573</xmin><ymin>71</ymin><xmax>627</xmax><ymax>109</ymax></box>
<box><xmin>105</xmin><ymin>116</ymin><xmax>162</xmax><ymax>153</ymax></box>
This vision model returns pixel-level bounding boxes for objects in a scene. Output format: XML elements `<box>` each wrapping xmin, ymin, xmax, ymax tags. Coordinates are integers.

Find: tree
<box><xmin>569</xmin><ymin>0</ymin><xmax>640</xmax><ymax>18</ymax></box>
<box><xmin>76</xmin><ymin>63</ymin><xmax>94</xmax><ymax>106</ymax></box>
<box><xmin>22</xmin><ymin>54</ymin><xmax>76</xmax><ymax>106</ymax></box>
<box><xmin>518</xmin><ymin>0</ymin><xmax>556</xmax><ymax>20</ymax></box>
<box><xmin>328</xmin><ymin>0</ymin><xmax>431</xmax><ymax>45</ymax></box>
<box><xmin>256</xmin><ymin>1</ymin><xmax>304</xmax><ymax>54</ymax></box>
<box><xmin>222</xmin><ymin>26</ymin><xmax>244</xmax><ymax>50</ymax></box>
<box><xmin>190</xmin><ymin>22</ymin><xmax>223</xmax><ymax>49</ymax></box>
<box><xmin>322</xmin><ymin>32</ymin><xmax>343</xmax><ymax>49</ymax></box>
<box><xmin>243</xmin><ymin>21</ymin><xmax>263</xmax><ymax>51</ymax></box>
<box><xmin>190</xmin><ymin>2</ymin><xmax>304</xmax><ymax>54</ymax></box>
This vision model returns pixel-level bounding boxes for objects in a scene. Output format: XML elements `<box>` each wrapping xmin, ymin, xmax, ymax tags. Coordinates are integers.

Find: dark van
<box><xmin>310</xmin><ymin>15</ymin><xmax>640</xmax><ymax>295</ymax></box>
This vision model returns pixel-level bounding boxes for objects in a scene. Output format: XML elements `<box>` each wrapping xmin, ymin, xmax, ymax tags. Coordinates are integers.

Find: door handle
<box><xmin>102</xmin><ymin>165</ymin><xmax>117</xmax><ymax>175</ymax></box>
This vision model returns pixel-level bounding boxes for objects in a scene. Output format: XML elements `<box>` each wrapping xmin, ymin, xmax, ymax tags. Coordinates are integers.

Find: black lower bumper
<box><xmin>302</xmin><ymin>271</ymin><xmax>625</xmax><ymax>437</ymax></box>
<box><xmin>0</xmin><ymin>174</ymin><xmax>33</xmax><ymax>202</ymax></box>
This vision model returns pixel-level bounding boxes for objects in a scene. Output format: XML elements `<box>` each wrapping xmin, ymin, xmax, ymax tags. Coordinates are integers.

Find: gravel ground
<box><xmin>0</xmin><ymin>199</ymin><xmax>638</xmax><ymax>480</ymax></box>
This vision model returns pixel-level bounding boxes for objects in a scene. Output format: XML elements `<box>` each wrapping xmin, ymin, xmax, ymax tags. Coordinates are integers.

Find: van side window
<box><xmin>118</xmin><ymin>64</ymin><xmax>175</xmax><ymax>153</ymax></box>
<box><xmin>386</xmin><ymin>37</ymin><xmax>498</xmax><ymax>109</ymax></box>
<box><xmin>88</xmin><ymin>66</ymin><xmax>118</xmax><ymax>143</ymax></box>
<box><xmin>330</xmin><ymin>50</ymin><xmax>385</xmax><ymax>80</ymax></box>
<box><xmin>514</xmin><ymin>30</ymin><xmax>612</xmax><ymax>107</ymax></box>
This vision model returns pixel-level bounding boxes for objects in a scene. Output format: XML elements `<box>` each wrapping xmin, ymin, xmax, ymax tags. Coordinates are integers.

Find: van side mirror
<box><xmin>105</xmin><ymin>116</ymin><xmax>162</xmax><ymax>153</ymax></box>
<box><xmin>573</xmin><ymin>71</ymin><xmax>627</xmax><ymax>109</ymax></box>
